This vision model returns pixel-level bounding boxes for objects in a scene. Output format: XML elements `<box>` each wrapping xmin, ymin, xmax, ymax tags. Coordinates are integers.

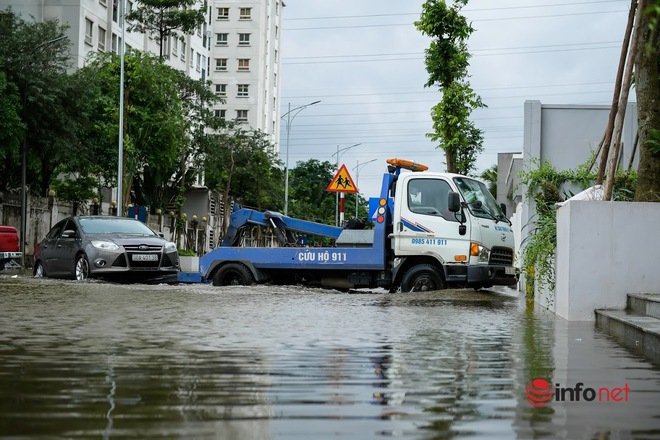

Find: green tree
<box><xmin>77</xmin><ymin>50</ymin><xmax>187</xmax><ymax>209</ymax></box>
<box><xmin>0</xmin><ymin>10</ymin><xmax>84</xmax><ymax>195</ymax></box>
<box><xmin>125</xmin><ymin>0</ymin><xmax>206</xmax><ymax>59</ymax></box>
<box><xmin>203</xmin><ymin>123</ymin><xmax>283</xmax><ymax>232</ymax></box>
<box><xmin>480</xmin><ymin>164</ymin><xmax>497</xmax><ymax>198</ymax></box>
<box><xmin>0</xmin><ymin>70</ymin><xmax>22</xmax><ymax>186</ymax></box>
<box><xmin>415</xmin><ymin>0</ymin><xmax>485</xmax><ymax>175</ymax></box>
<box><xmin>634</xmin><ymin>0</ymin><xmax>660</xmax><ymax>201</ymax></box>
<box><xmin>288</xmin><ymin>159</ymin><xmax>337</xmax><ymax>225</ymax></box>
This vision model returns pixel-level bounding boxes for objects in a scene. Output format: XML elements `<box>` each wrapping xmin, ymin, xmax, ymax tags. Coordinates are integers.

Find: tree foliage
<box><xmin>0</xmin><ymin>10</ymin><xmax>87</xmax><ymax>196</ymax></box>
<box><xmin>125</xmin><ymin>0</ymin><xmax>206</xmax><ymax>59</ymax></box>
<box><xmin>415</xmin><ymin>0</ymin><xmax>485</xmax><ymax>175</ymax></box>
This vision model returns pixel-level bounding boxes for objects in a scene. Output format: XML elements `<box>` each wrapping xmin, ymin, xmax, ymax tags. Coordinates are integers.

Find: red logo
<box><xmin>526</xmin><ymin>378</ymin><xmax>553</xmax><ymax>407</ymax></box>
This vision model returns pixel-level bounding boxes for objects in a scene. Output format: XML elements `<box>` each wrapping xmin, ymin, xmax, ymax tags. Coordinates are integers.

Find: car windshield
<box><xmin>453</xmin><ymin>177</ymin><xmax>507</xmax><ymax>222</ymax></box>
<box><xmin>79</xmin><ymin>218</ymin><xmax>157</xmax><ymax>235</ymax></box>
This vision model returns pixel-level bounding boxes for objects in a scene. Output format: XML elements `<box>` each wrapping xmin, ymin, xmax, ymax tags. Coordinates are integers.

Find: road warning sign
<box><xmin>326</xmin><ymin>164</ymin><xmax>358</xmax><ymax>193</ymax></box>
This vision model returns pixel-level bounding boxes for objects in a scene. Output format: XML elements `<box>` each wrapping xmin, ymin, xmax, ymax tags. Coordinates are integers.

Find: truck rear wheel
<box><xmin>213</xmin><ymin>263</ymin><xmax>254</xmax><ymax>286</ymax></box>
<box><xmin>401</xmin><ymin>264</ymin><xmax>446</xmax><ymax>292</ymax></box>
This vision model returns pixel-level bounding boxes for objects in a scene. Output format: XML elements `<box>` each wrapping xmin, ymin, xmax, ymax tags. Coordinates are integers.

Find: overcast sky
<box><xmin>277</xmin><ymin>0</ymin><xmax>631</xmax><ymax>198</ymax></box>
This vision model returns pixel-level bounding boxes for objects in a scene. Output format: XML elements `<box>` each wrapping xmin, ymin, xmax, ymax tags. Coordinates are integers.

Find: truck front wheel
<box><xmin>213</xmin><ymin>263</ymin><xmax>254</xmax><ymax>287</ymax></box>
<box><xmin>401</xmin><ymin>264</ymin><xmax>446</xmax><ymax>292</ymax></box>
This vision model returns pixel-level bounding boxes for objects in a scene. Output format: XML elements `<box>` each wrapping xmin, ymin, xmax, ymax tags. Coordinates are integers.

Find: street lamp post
<box><xmin>353</xmin><ymin>159</ymin><xmax>377</xmax><ymax>218</ymax></box>
<box><xmin>331</xmin><ymin>143</ymin><xmax>361</xmax><ymax>226</ymax></box>
<box><xmin>281</xmin><ymin>100</ymin><xmax>321</xmax><ymax>216</ymax></box>
<box><xmin>20</xmin><ymin>34</ymin><xmax>66</xmax><ymax>267</ymax></box>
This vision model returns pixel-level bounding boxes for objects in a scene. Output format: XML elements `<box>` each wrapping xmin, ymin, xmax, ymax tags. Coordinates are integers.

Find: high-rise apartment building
<box><xmin>208</xmin><ymin>0</ymin><xmax>283</xmax><ymax>147</ymax></box>
<box><xmin>0</xmin><ymin>0</ymin><xmax>283</xmax><ymax>145</ymax></box>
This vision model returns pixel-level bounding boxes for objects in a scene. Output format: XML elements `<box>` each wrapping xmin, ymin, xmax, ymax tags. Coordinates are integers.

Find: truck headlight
<box><xmin>470</xmin><ymin>242</ymin><xmax>490</xmax><ymax>263</ymax></box>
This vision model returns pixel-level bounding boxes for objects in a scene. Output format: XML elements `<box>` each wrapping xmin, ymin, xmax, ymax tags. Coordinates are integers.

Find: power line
<box><xmin>283</xmin><ymin>1</ymin><xmax>628</xmax><ymax>21</ymax></box>
<box><xmin>285</xmin><ymin>10</ymin><xmax>627</xmax><ymax>31</ymax></box>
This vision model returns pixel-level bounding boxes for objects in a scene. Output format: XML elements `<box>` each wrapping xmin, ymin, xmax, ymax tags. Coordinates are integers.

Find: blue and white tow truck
<box><xmin>181</xmin><ymin>159</ymin><xmax>517</xmax><ymax>292</ymax></box>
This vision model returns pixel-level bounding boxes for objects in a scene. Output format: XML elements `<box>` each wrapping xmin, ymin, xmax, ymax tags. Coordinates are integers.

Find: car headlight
<box><xmin>470</xmin><ymin>242</ymin><xmax>490</xmax><ymax>263</ymax></box>
<box><xmin>92</xmin><ymin>240</ymin><xmax>120</xmax><ymax>251</ymax></box>
<box><xmin>164</xmin><ymin>242</ymin><xmax>177</xmax><ymax>253</ymax></box>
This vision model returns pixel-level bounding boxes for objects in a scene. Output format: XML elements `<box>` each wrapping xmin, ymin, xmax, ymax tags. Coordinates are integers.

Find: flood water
<box><xmin>1</xmin><ymin>276</ymin><xmax>659</xmax><ymax>439</ymax></box>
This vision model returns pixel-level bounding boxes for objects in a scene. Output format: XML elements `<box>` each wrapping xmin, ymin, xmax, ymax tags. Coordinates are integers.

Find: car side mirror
<box><xmin>62</xmin><ymin>229</ymin><xmax>77</xmax><ymax>238</ymax></box>
<box><xmin>448</xmin><ymin>191</ymin><xmax>460</xmax><ymax>212</ymax></box>
<box><xmin>158</xmin><ymin>232</ymin><xmax>165</xmax><ymax>238</ymax></box>
<box><xmin>500</xmin><ymin>203</ymin><xmax>507</xmax><ymax>216</ymax></box>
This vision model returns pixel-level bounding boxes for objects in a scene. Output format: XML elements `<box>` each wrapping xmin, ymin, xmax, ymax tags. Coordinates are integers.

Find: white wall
<box><xmin>551</xmin><ymin>200</ymin><xmax>660</xmax><ymax>321</ymax></box>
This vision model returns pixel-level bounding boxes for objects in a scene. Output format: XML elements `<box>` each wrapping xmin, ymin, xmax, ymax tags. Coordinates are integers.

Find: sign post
<box><xmin>326</xmin><ymin>164</ymin><xmax>358</xmax><ymax>226</ymax></box>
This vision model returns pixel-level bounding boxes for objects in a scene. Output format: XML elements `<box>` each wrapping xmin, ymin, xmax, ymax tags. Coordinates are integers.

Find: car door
<box><xmin>393</xmin><ymin>175</ymin><xmax>471</xmax><ymax>262</ymax></box>
<box><xmin>52</xmin><ymin>220</ymin><xmax>81</xmax><ymax>277</ymax></box>
<box><xmin>39</xmin><ymin>220</ymin><xmax>65</xmax><ymax>276</ymax></box>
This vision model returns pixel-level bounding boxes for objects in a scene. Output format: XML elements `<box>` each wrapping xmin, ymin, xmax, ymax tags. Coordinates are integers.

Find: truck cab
<box><xmin>390</xmin><ymin>167</ymin><xmax>516</xmax><ymax>291</ymax></box>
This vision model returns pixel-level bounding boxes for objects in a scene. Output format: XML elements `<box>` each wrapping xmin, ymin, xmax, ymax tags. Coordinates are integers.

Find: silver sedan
<box><xmin>34</xmin><ymin>216</ymin><xmax>179</xmax><ymax>282</ymax></box>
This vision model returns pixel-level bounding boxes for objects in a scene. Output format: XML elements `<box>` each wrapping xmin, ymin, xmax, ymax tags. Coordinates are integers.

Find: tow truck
<box><xmin>182</xmin><ymin>159</ymin><xmax>518</xmax><ymax>292</ymax></box>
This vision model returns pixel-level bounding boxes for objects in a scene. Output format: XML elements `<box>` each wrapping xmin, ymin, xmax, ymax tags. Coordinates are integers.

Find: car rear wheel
<box><xmin>400</xmin><ymin>264</ymin><xmax>446</xmax><ymax>292</ymax></box>
<box><xmin>74</xmin><ymin>254</ymin><xmax>90</xmax><ymax>281</ymax></box>
<box><xmin>34</xmin><ymin>261</ymin><xmax>46</xmax><ymax>278</ymax></box>
<box><xmin>213</xmin><ymin>263</ymin><xmax>254</xmax><ymax>286</ymax></box>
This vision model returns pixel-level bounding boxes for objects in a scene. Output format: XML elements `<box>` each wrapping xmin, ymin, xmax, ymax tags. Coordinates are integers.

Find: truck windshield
<box><xmin>453</xmin><ymin>177</ymin><xmax>508</xmax><ymax>223</ymax></box>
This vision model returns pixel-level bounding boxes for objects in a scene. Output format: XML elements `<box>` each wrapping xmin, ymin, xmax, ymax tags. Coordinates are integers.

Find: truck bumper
<box><xmin>467</xmin><ymin>265</ymin><xmax>518</xmax><ymax>287</ymax></box>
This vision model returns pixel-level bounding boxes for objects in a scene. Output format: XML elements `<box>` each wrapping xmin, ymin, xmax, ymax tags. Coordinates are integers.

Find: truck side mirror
<box><xmin>500</xmin><ymin>203</ymin><xmax>507</xmax><ymax>216</ymax></box>
<box><xmin>448</xmin><ymin>191</ymin><xmax>460</xmax><ymax>212</ymax></box>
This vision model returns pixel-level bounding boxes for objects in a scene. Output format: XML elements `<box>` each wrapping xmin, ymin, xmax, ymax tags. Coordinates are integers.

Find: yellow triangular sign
<box><xmin>326</xmin><ymin>164</ymin><xmax>358</xmax><ymax>193</ymax></box>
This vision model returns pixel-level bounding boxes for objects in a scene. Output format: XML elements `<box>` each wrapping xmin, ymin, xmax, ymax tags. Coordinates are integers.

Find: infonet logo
<box><xmin>526</xmin><ymin>378</ymin><xmax>630</xmax><ymax>407</ymax></box>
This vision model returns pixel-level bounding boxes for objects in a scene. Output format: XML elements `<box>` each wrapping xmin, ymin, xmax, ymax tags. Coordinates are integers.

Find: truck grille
<box><xmin>490</xmin><ymin>246</ymin><xmax>514</xmax><ymax>266</ymax></box>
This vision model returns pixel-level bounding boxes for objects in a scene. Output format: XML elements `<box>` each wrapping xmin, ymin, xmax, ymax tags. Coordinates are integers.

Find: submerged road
<box><xmin>1</xmin><ymin>276</ymin><xmax>659</xmax><ymax>439</ymax></box>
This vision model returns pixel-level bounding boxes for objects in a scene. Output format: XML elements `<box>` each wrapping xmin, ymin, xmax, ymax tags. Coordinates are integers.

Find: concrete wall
<box><xmin>552</xmin><ymin>200</ymin><xmax>660</xmax><ymax>321</ymax></box>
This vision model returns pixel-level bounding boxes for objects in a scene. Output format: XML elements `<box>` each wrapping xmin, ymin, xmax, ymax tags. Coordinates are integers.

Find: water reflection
<box><xmin>0</xmin><ymin>277</ymin><xmax>658</xmax><ymax>439</ymax></box>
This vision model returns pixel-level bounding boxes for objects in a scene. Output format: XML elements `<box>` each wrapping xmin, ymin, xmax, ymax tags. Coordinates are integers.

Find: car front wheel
<box><xmin>74</xmin><ymin>254</ymin><xmax>90</xmax><ymax>281</ymax></box>
<box><xmin>34</xmin><ymin>261</ymin><xmax>46</xmax><ymax>278</ymax></box>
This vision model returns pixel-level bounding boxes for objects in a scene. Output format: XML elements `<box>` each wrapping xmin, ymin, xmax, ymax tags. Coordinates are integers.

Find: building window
<box><xmin>215</xmin><ymin>58</ymin><xmax>227</xmax><ymax>71</ymax></box>
<box><xmin>111</xmin><ymin>33</ymin><xmax>118</xmax><ymax>53</ymax></box>
<box><xmin>237</xmin><ymin>58</ymin><xmax>250</xmax><ymax>71</ymax></box>
<box><xmin>275</xmin><ymin>26</ymin><xmax>278</xmax><ymax>38</ymax></box>
<box><xmin>217</xmin><ymin>7</ymin><xmax>229</xmax><ymax>20</ymax></box>
<box><xmin>196</xmin><ymin>53</ymin><xmax>201</xmax><ymax>72</ymax></box>
<box><xmin>216</xmin><ymin>33</ymin><xmax>228</xmax><ymax>46</ymax></box>
<box><xmin>172</xmin><ymin>38</ymin><xmax>178</xmax><ymax>55</ymax></box>
<box><xmin>238</xmin><ymin>33</ymin><xmax>250</xmax><ymax>46</ymax></box>
<box><xmin>215</xmin><ymin>84</ymin><xmax>227</xmax><ymax>97</ymax></box>
<box><xmin>98</xmin><ymin>26</ymin><xmax>106</xmax><ymax>51</ymax></box>
<box><xmin>181</xmin><ymin>41</ymin><xmax>186</xmax><ymax>61</ymax></box>
<box><xmin>190</xmin><ymin>48</ymin><xmax>194</xmax><ymax>67</ymax></box>
<box><xmin>112</xmin><ymin>0</ymin><xmax>118</xmax><ymax>22</ymax></box>
<box><xmin>85</xmin><ymin>19</ymin><xmax>93</xmax><ymax>46</ymax></box>
<box><xmin>273</xmin><ymin>72</ymin><xmax>277</xmax><ymax>86</ymax></box>
<box><xmin>239</xmin><ymin>8</ymin><xmax>251</xmax><ymax>19</ymax></box>
<box><xmin>214</xmin><ymin>109</ymin><xmax>226</xmax><ymax>119</ymax></box>
<box><xmin>275</xmin><ymin>2</ymin><xmax>279</xmax><ymax>15</ymax></box>
<box><xmin>274</xmin><ymin>49</ymin><xmax>278</xmax><ymax>61</ymax></box>
<box><xmin>236</xmin><ymin>110</ymin><xmax>248</xmax><ymax>123</ymax></box>
<box><xmin>237</xmin><ymin>84</ymin><xmax>249</xmax><ymax>97</ymax></box>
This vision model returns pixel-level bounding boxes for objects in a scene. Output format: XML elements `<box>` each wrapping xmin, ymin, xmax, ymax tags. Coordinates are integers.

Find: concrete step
<box><xmin>627</xmin><ymin>293</ymin><xmax>660</xmax><ymax>319</ymax></box>
<box><xmin>595</xmin><ymin>308</ymin><xmax>660</xmax><ymax>362</ymax></box>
